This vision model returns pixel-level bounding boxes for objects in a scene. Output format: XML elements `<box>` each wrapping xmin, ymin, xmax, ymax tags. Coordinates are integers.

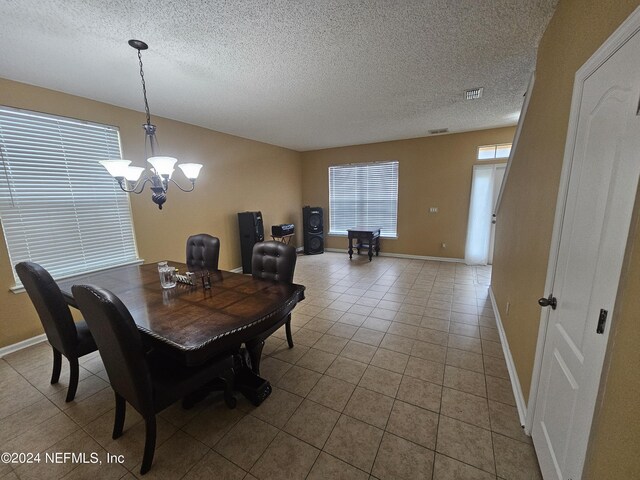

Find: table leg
<box><xmin>375</xmin><ymin>236</ymin><xmax>380</xmax><ymax>256</ymax></box>
<box><xmin>348</xmin><ymin>236</ymin><xmax>353</xmax><ymax>259</ymax></box>
<box><xmin>245</xmin><ymin>339</ymin><xmax>265</xmax><ymax>375</ymax></box>
<box><xmin>368</xmin><ymin>237</ymin><xmax>373</xmax><ymax>261</ymax></box>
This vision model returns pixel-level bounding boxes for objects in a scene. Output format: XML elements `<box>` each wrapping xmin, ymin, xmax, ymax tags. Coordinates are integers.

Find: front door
<box><xmin>532</xmin><ymin>25</ymin><xmax>640</xmax><ymax>480</ymax></box>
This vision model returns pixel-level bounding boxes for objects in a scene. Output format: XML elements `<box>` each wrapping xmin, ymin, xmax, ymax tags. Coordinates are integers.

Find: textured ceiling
<box><xmin>0</xmin><ymin>0</ymin><xmax>557</xmax><ymax>151</ymax></box>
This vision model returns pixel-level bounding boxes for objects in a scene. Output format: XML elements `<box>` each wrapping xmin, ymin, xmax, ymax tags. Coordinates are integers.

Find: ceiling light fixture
<box><xmin>100</xmin><ymin>40</ymin><xmax>202</xmax><ymax>210</ymax></box>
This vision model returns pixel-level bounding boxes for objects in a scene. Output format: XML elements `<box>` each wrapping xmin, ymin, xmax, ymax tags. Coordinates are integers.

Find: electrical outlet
<box><xmin>429</xmin><ymin>207</ymin><xmax>438</xmax><ymax>213</ymax></box>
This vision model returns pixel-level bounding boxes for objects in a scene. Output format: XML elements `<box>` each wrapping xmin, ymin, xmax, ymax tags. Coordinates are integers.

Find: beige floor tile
<box><xmin>283</xmin><ymin>398</ymin><xmax>340</xmax><ymax>448</ymax></box>
<box><xmin>83</xmin><ymin>405</ymin><xmax>143</xmax><ymax>448</ymax></box>
<box><xmin>0</xmin><ymin>376</ymin><xmax>46</xmax><ymax>420</ymax></box>
<box><xmin>339</xmin><ymin>312</ymin><xmax>368</xmax><ymax>327</ymax></box>
<box><xmin>436</xmin><ymin>416</ymin><xmax>495</xmax><ymax>474</ymax></box>
<box><xmin>48</xmin><ymin>375</ymin><xmax>110</xmax><ymax>410</ymax></box>
<box><xmin>292</xmin><ymin>327</ymin><xmax>324</xmax><ymax>347</ymax></box>
<box><xmin>488</xmin><ymin>401</ymin><xmax>530</xmax><ymax>444</ymax></box>
<box><xmin>492</xmin><ymin>433</ymin><xmax>542</xmax><ymax>480</ymax></box>
<box><xmin>313</xmin><ymin>334</ymin><xmax>349</xmax><ymax>354</ymax></box>
<box><xmin>19</xmin><ymin>361</ymin><xmax>93</xmax><ymax>396</ymax></box>
<box><xmin>420</xmin><ymin>316</ymin><xmax>450</xmax><ymax>332</ymax></box>
<box><xmin>404</xmin><ymin>356</ymin><xmax>445</xmax><ymax>385</ymax></box>
<box><xmin>449</xmin><ymin>322</ymin><xmax>480</xmax><ymax>338</ymax></box>
<box><xmin>316</xmin><ymin>308</ymin><xmax>345</xmax><ymax>322</ymax></box>
<box><xmin>324</xmin><ymin>415</ymin><xmax>383</xmax><ymax>472</ymax></box>
<box><xmin>480</xmin><ymin>327</ymin><xmax>500</xmax><ymax>342</ymax></box>
<box><xmin>486</xmin><ymin>375</ymin><xmax>516</xmax><ymax>406</ymax></box>
<box><xmin>358</xmin><ymin>365</ymin><xmax>402</xmax><ymax>397</ymax></box>
<box><xmin>183</xmin><ymin>400</ymin><xmax>246</xmax><ymax>447</ymax></box>
<box><xmin>182</xmin><ymin>450</ymin><xmax>246</xmax><ymax>480</ymax></box>
<box><xmin>443</xmin><ymin>365</ymin><xmax>487</xmax><ymax>397</ymax></box>
<box><xmin>440</xmin><ymin>387</ymin><xmax>490</xmax><ymax>429</ymax></box>
<box><xmin>370</xmin><ymin>348</ymin><xmax>409</xmax><ymax>374</ymax></box>
<box><xmin>296</xmin><ymin>348</ymin><xmax>337</xmax><ymax>373</ymax></box>
<box><xmin>386</xmin><ymin>322</ymin><xmax>418</xmax><ymax>339</ymax></box>
<box><xmin>433</xmin><ymin>454</ymin><xmax>496</xmax><ymax>480</ymax></box>
<box><xmin>396</xmin><ymin>376</ymin><xmax>442</xmax><ymax>413</ymax></box>
<box><xmin>325</xmin><ymin>357</ymin><xmax>368</xmax><ymax>384</ymax></box>
<box><xmin>411</xmin><ymin>341</ymin><xmax>447</xmax><ymax>364</ymax></box>
<box><xmin>448</xmin><ymin>334</ymin><xmax>483</xmax><ymax>354</ymax></box>
<box><xmin>343</xmin><ymin>387</ymin><xmax>394</xmax><ymax>429</ymax></box>
<box><xmin>446</xmin><ymin>348</ymin><xmax>484</xmax><ymax>374</ymax></box>
<box><xmin>307</xmin><ymin>375</ymin><xmax>355</xmax><ymax>411</ymax></box>
<box><xmin>276</xmin><ymin>365</ymin><xmax>322</xmax><ymax>397</ymax></box>
<box><xmin>352</xmin><ymin>328</ymin><xmax>385</xmax><ymax>347</ymax></box>
<box><xmin>371</xmin><ymin>307</ymin><xmax>399</xmax><ymax>319</ymax></box>
<box><xmin>372</xmin><ymin>432</ymin><xmax>435</xmax><ymax>480</ymax></box>
<box><xmin>423</xmin><ymin>308</ymin><xmax>451</xmax><ymax>321</ymax></box>
<box><xmin>3</xmin><ymin>342</ymin><xmax>53</xmax><ymax>374</ymax></box>
<box><xmin>348</xmin><ymin>305</ymin><xmax>375</xmax><ymax>317</ymax></box>
<box><xmin>132</xmin><ymin>430</ymin><xmax>208</xmax><ymax>479</ymax></box>
<box><xmin>249</xmin><ymin>386</ymin><xmax>303</xmax><ymax>428</ymax></box>
<box><xmin>270</xmin><ymin>344</ymin><xmax>310</xmax><ymax>364</ymax></box>
<box><xmin>361</xmin><ymin>317</ymin><xmax>391</xmax><ymax>332</ymax></box>
<box><xmin>481</xmin><ymin>340</ymin><xmax>504</xmax><ymax>359</ymax></box>
<box><xmin>416</xmin><ymin>327</ymin><xmax>449</xmax><ymax>346</ymax></box>
<box><xmin>250</xmin><ymin>431</ymin><xmax>319</xmax><ymax>480</ymax></box>
<box><xmin>327</xmin><ymin>323</ymin><xmax>359</xmax><ymax>339</ymax></box>
<box><xmin>379</xmin><ymin>334</ymin><xmax>414</xmax><ymax>354</ymax></box>
<box><xmin>340</xmin><ymin>341</ymin><xmax>378</xmax><ymax>363</ymax></box>
<box><xmin>304</xmin><ymin>318</ymin><xmax>335</xmax><ymax>334</ymax></box>
<box><xmin>214</xmin><ymin>415</ymin><xmax>278</xmax><ymax>471</ymax></box>
<box><xmin>450</xmin><ymin>312</ymin><xmax>479</xmax><ymax>325</ymax></box>
<box><xmin>483</xmin><ymin>355</ymin><xmax>509</xmax><ymax>379</ymax></box>
<box><xmin>307</xmin><ymin>452</ymin><xmax>369</xmax><ymax>480</ymax></box>
<box><xmin>0</xmin><ymin>397</ymin><xmax>59</xmax><ymax>445</ymax></box>
<box><xmin>259</xmin><ymin>357</ymin><xmax>293</xmax><ymax>383</ymax></box>
<box><xmin>2</xmin><ymin>411</ymin><xmax>79</xmax><ymax>455</ymax></box>
<box><xmin>63</xmin><ymin>386</ymin><xmax>116</xmax><ymax>427</ymax></box>
<box><xmin>386</xmin><ymin>400</ymin><xmax>438</xmax><ymax>449</ymax></box>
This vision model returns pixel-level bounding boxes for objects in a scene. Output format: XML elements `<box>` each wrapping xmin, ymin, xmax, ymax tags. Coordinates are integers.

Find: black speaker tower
<box><xmin>238</xmin><ymin>211</ymin><xmax>264</xmax><ymax>273</ymax></box>
<box><xmin>302</xmin><ymin>206</ymin><xmax>324</xmax><ymax>255</ymax></box>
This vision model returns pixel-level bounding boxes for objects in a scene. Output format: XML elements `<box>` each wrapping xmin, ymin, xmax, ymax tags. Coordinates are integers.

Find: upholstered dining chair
<box><xmin>251</xmin><ymin>241</ymin><xmax>298</xmax><ymax>349</ymax></box>
<box><xmin>15</xmin><ymin>262</ymin><xmax>97</xmax><ymax>402</ymax></box>
<box><xmin>72</xmin><ymin>284</ymin><xmax>236</xmax><ymax>475</ymax></box>
<box><xmin>186</xmin><ymin>233</ymin><xmax>220</xmax><ymax>271</ymax></box>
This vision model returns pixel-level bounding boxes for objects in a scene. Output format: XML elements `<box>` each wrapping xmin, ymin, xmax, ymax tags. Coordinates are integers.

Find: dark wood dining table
<box><xmin>57</xmin><ymin>263</ymin><xmax>305</xmax><ymax>372</ymax></box>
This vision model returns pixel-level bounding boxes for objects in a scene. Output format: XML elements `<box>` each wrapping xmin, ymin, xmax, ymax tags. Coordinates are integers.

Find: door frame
<box><xmin>525</xmin><ymin>6</ymin><xmax>640</xmax><ymax>435</ymax></box>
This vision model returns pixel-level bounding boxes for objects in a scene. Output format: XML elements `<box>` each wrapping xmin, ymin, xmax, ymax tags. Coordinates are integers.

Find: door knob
<box><xmin>538</xmin><ymin>294</ymin><xmax>557</xmax><ymax>310</ymax></box>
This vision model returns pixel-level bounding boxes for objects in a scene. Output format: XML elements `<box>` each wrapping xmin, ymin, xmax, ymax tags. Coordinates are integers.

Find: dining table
<box><xmin>56</xmin><ymin>263</ymin><xmax>305</xmax><ymax>376</ymax></box>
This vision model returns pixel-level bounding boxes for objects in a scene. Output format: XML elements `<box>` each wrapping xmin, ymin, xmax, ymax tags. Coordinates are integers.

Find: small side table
<box><xmin>271</xmin><ymin>234</ymin><xmax>294</xmax><ymax>245</ymax></box>
<box><xmin>347</xmin><ymin>227</ymin><xmax>381</xmax><ymax>261</ymax></box>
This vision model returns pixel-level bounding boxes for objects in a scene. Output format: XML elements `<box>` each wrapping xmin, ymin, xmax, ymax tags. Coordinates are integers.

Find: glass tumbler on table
<box><xmin>158</xmin><ymin>262</ymin><xmax>176</xmax><ymax>289</ymax></box>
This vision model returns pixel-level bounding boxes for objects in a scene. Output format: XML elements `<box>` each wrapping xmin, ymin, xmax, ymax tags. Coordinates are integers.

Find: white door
<box><xmin>532</xmin><ymin>26</ymin><xmax>640</xmax><ymax>480</ymax></box>
<box><xmin>488</xmin><ymin>164</ymin><xmax>505</xmax><ymax>264</ymax></box>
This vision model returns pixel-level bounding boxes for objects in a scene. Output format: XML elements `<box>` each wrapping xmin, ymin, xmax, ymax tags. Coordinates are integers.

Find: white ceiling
<box><xmin>0</xmin><ymin>1</ymin><xmax>556</xmax><ymax>151</ymax></box>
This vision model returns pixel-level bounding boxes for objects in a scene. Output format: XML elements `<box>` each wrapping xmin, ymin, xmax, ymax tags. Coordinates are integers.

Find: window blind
<box><xmin>328</xmin><ymin>161</ymin><xmax>399</xmax><ymax>238</ymax></box>
<box><xmin>0</xmin><ymin>106</ymin><xmax>139</xmax><ymax>286</ymax></box>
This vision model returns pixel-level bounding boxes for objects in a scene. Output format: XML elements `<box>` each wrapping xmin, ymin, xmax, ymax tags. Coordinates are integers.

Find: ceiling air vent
<box><xmin>464</xmin><ymin>87</ymin><xmax>484</xmax><ymax>100</ymax></box>
<box><xmin>428</xmin><ymin>128</ymin><xmax>449</xmax><ymax>135</ymax></box>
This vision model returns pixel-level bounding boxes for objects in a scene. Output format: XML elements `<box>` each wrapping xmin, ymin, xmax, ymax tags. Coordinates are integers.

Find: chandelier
<box><xmin>99</xmin><ymin>40</ymin><xmax>202</xmax><ymax>210</ymax></box>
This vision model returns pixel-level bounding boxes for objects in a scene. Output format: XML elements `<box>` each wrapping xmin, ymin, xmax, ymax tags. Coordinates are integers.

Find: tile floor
<box><xmin>0</xmin><ymin>252</ymin><xmax>543</xmax><ymax>479</ymax></box>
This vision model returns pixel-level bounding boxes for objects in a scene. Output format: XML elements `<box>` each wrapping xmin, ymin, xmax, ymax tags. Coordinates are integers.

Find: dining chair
<box><xmin>251</xmin><ymin>240</ymin><xmax>298</xmax><ymax>349</ymax></box>
<box><xmin>15</xmin><ymin>262</ymin><xmax>97</xmax><ymax>402</ymax></box>
<box><xmin>186</xmin><ymin>233</ymin><xmax>220</xmax><ymax>271</ymax></box>
<box><xmin>72</xmin><ymin>284</ymin><xmax>236</xmax><ymax>475</ymax></box>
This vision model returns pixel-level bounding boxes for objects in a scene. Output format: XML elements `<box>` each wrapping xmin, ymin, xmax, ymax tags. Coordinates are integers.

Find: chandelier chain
<box><xmin>137</xmin><ymin>49</ymin><xmax>152</xmax><ymax>126</ymax></box>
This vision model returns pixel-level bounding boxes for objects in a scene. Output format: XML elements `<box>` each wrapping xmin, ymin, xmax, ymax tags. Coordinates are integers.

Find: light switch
<box><xmin>429</xmin><ymin>207</ymin><xmax>438</xmax><ymax>213</ymax></box>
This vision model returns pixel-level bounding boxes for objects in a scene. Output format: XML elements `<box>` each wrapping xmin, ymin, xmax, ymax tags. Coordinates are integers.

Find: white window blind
<box><xmin>328</xmin><ymin>161</ymin><xmax>399</xmax><ymax>238</ymax></box>
<box><xmin>0</xmin><ymin>106</ymin><xmax>139</xmax><ymax>286</ymax></box>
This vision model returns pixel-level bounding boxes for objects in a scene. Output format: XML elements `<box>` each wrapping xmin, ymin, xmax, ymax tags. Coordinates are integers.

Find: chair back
<box><xmin>251</xmin><ymin>241</ymin><xmax>297</xmax><ymax>283</ymax></box>
<box><xmin>72</xmin><ymin>284</ymin><xmax>154</xmax><ymax>417</ymax></box>
<box><xmin>16</xmin><ymin>262</ymin><xmax>79</xmax><ymax>357</ymax></box>
<box><xmin>186</xmin><ymin>234</ymin><xmax>220</xmax><ymax>271</ymax></box>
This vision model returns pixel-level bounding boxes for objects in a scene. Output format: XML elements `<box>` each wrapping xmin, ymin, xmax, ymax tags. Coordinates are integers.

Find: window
<box><xmin>328</xmin><ymin>161</ymin><xmax>399</xmax><ymax>238</ymax></box>
<box><xmin>0</xmin><ymin>106</ymin><xmax>139</xmax><ymax>286</ymax></box>
<box><xmin>477</xmin><ymin>143</ymin><xmax>512</xmax><ymax>160</ymax></box>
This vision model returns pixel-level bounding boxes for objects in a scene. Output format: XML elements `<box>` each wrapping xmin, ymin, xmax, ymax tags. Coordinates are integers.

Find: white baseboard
<box><xmin>324</xmin><ymin>248</ymin><xmax>464</xmax><ymax>263</ymax></box>
<box><xmin>0</xmin><ymin>333</ymin><xmax>47</xmax><ymax>358</ymax></box>
<box><xmin>489</xmin><ymin>286</ymin><xmax>528</xmax><ymax>427</ymax></box>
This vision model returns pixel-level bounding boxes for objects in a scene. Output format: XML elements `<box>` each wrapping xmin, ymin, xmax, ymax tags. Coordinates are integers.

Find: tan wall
<box><xmin>0</xmin><ymin>78</ymin><xmax>302</xmax><ymax>348</ymax></box>
<box><xmin>301</xmin><ymin>128</ymin><xmax>515</xmax><ymax>258</ymax></box>
<box><xmin>491</xmin><ymin>0</ymin><xmax>640</xmax><ymax>478</ymax></box>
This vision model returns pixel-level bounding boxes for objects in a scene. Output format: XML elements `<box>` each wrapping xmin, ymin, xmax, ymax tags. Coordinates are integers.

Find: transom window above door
<box><xmin>477</xmin><ymin>143</ymin><xmax>512</xmax><ymax>160</ymax></box>
<box><xmin>328</xmin><ymin>160</ymin><xmax>399</xmax><ymax>238</ymax></box>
